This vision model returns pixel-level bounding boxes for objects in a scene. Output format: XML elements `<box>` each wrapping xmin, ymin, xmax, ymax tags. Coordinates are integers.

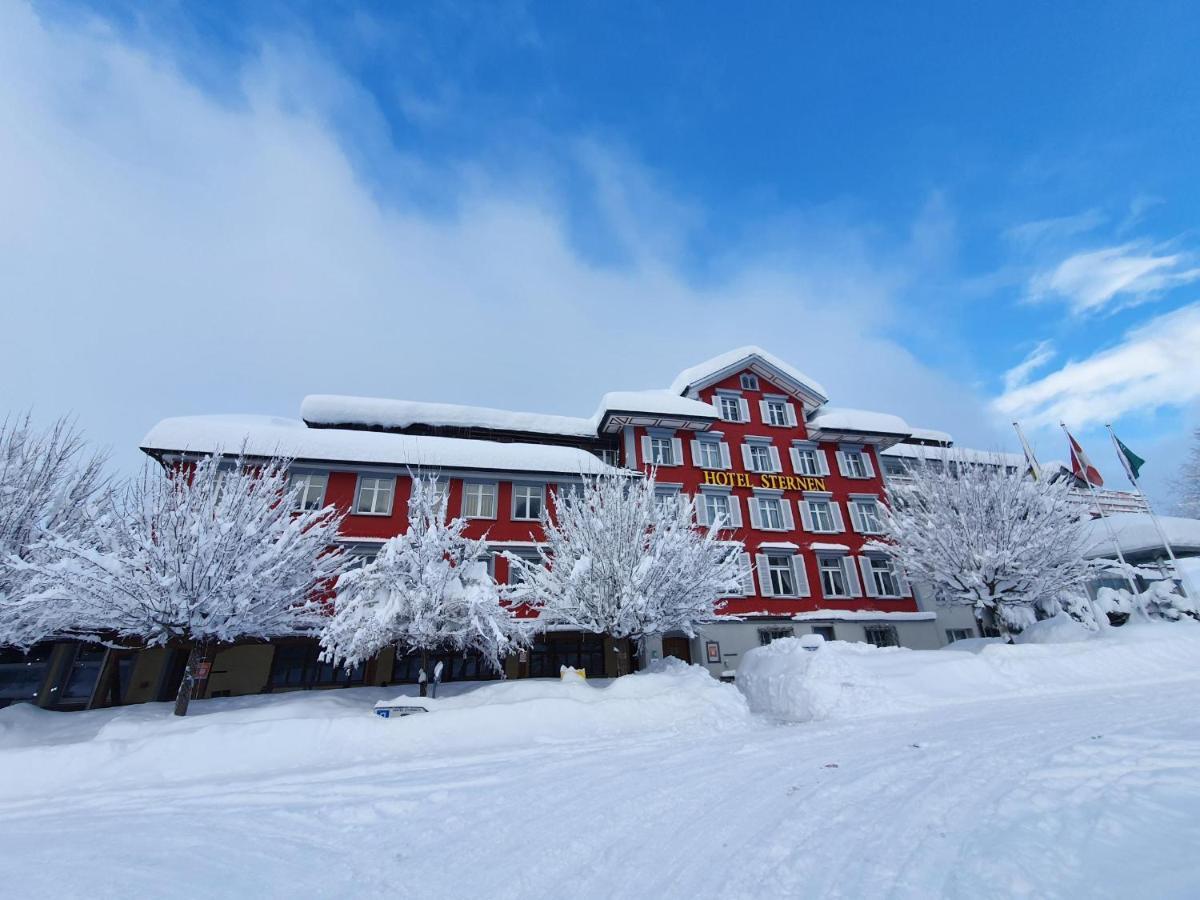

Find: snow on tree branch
<box><xmin>320</xmin><ymin>476</ymin><xmax>529</xmax><ymax>672</ymax></box>
<box><xmin>1173</xmin><ymin>427</ymin><xmax>1200</xmax><ymax>518</ymax></box>
<box><xmin>505</xmin><ymin>472</ymin><xmax>744</xmax><ymax>648</ymax></box>
<box><xmin>873</xmin><ymin>450</ymin><xmax>1092</xmax><ymax>635</ymax></box>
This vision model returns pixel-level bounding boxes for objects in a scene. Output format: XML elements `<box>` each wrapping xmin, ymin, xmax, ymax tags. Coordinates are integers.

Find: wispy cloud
<box><xmin>1027</xmin><ymin>243</ymin><xmax>1200</xmax><ymax>315</ymax></box>
<box><xmin>994</xmin><ymin>302</ymin><xmax>1200</xmax><ymax>428</ymax></box>
<box><xmin>1002</xmin><ymin>340</ymin><xmax>1056</xmax><ymax>393</ymax></box>
<box><xmin>1004</xmin><ymin>209</ymin><xmax>1106</xmax><ymax>247</ymax></box>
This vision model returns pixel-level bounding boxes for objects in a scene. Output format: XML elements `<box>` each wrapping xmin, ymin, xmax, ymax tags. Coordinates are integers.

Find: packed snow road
<box><xmin>1</xmin><ymin>642</ymin><xmax>1199</xmax><ymax>898</ymax></box>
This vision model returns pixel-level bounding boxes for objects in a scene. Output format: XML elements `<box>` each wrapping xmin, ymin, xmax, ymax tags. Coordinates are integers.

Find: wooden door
<box><xmin>661</xmin><ymin>636</ymin><xmax>692</xmax><ymax>664</ymax></box>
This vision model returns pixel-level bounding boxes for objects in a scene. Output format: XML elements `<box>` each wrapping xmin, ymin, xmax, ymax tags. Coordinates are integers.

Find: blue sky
<box><xmin>2</xmin><ymin>0</ymin><xmax>1198</xmax><ymax>504</ymax></box>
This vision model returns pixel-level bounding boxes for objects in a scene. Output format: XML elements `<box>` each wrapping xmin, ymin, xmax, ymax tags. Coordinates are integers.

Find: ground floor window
<box><xmin>392</xmin><ymin>648</ymin><xmax>501</xmax><ymax>684</ymax></box>
<box><xmin>758</xmin><ymin>627</ymin><xmax>795</xmax><ymax>646</ymax></box>
<box><xmin>811</xmin><ymin>626</ymin><xmax>836</xmax><ymax>642</ymax></box>
<box><xmin>864</xmin><ymin>625</ymin><xmax>899</xmax><ymax>648</ymax></box>
<box><xmin>54</xmin><ymin>645</ymin><xmax>108</xmax><ymax>709</ymax></box>
<box><xmin>526</xmin><ymin>633</ymin><xmax>606</xmax><ymax>678</ymax></box>
<box><xmin>0</xmin><ymin>644</ymin><xmax>54</xmax><ymax>708</ymax></box>
<box><xmin>945</xmin><ymin>628</ymin><xmax>975</xmax><ymax>643</ymax></box>
<box><xmin>269</xmin><ymin>641</ymin><xmax>364</xmax><ymax>689</ymax></box>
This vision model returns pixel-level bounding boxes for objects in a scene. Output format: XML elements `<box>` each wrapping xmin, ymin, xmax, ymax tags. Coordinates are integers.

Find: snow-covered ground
<box><xmin>3</xmin><ymin>628</ymin><xmax>1200</xmax><ymax>899</ymax></box>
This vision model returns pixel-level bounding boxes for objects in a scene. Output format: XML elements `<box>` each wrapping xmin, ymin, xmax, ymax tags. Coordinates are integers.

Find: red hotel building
<box><xmin>0</xmin><ymin>347</ymin><xmax>955</xmax><ymax>711</ymax></box>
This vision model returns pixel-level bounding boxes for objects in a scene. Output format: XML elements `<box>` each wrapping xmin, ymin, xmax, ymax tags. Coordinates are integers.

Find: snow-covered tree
<box><xmin>14</xmin><ymin>454</ymin><xmax>348</xmax><ymax>715</ymax></box>
<box><xmin>877</xmin><ymin>451</ymin><xmax>1092</xmax><ymax>637</ymax></box>
<box><xmin>320</xmin><ymin>477</ymin><xmax>529</xmax><ymax>695</ymax></box>
<box><xmin>506</xmin><ymin>472</ymin><xmax>745</xmax><ymax>675</ymax></box>
<box><xmin>0</xmin><ymin>414</ymin><xmax>108</xmax><ymax>647</ymax></box>
<box><xmin>1172</xmin><ymin>427</ymin><xmax>1200</xmax><ymax>517</ymax></box>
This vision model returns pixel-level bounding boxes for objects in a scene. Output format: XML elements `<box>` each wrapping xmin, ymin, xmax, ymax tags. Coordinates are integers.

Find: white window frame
<box><xmin>850</xmin><ymin>497</ymin><xmax>884</xmax><ymax>534</ymax></box>
<box><xmin>860</xmin><ymin>555</ymin><xmax>905</xmax><ymax>598</ymax></box>
<box><xmin>740</xmin><ymin>373</ymin><xmax>759</xmax><ymax>391</ymax></box>
<box><xmin>838</xmin><ymin>446</ymin><xmax>875</xmax><ymax>479</ymax></box>
<box><xmin>719</xmin><ymin>395</ymin><xmax>742</xmax><ymax>422</ymax></box>
<box><xmin>650</xmin><ymin>435</ymin><xmax>675</xmax><ymax>466</ymax></box>
<box><xmin>289</xmin><ymin>471</ymin><xmax>328</xmax><ymax>512</ymax></box>
<box><xmin>808</xmin><ymin>499</ymin><xmax>835</xmax><ymax>533</ymax></box>
<box><xmin>766</xmin><ymin>400</ymin><xmax>787</xmax><ymax>427</ymax></box>
<box><xmin>354</xmin><ymin>475</ymin><xmax>395</xmax><ymax>516</ymax></box>
<box><xmin>698</xmin><ymin>489</ymin><xmax>743</xmax><ymax>529</ymax></box>
<box><xmin>511</xmin><ymin>483</ymin><xmax>545</xmax><ymax>521</ymax></box>
<box><xmin>946</xmin><ymin>628</ymin><xmax>975</xmax><ymax>643</ymax></box>
<box><xmin>766</xmin><ymin>554</ymin><xmax>797</xmax><ymax>596</ymax></box>
<box><xmin>462</xmin><ymin>481</ymin><xmax>498</xmax><ymax>519</ymax></box>
<box><xmin>791</xmin><ymin>443</ymin><xmax>830</xmax><ymax>477</ymax></box>
<box><xmin>818</xmin><ymin>556</ymin><xmax>849</xmax><ymax>598</ymax></box>
<box><xmin>748</xmin><ymin>443</ymin><xmax>772</xmax><ymax>473</ymax></box>
<box><xmin>695</xmin><ymin>439</ymin><xmax>724</xmax><ymax>470</ymax></box>
<box><xmin>703</xmin><ymin>492</ymin><xmax>731</xmax><ymax>526</ymax></box>
<box><xmin>758</xmin><ymin>497</ymin><xmax>784</xmax><ymax>530</ymax></box>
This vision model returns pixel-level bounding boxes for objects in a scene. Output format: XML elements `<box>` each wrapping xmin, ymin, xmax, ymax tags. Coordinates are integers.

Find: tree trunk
<box><xmin>173</xmin><ymin>641</ymin><xmax>208</xmax><ymax>717</ymax></box>
<box><xmin>612</xmin><ymin>642</ymin><xmax>626</xmax><ymax>678</ymax></box>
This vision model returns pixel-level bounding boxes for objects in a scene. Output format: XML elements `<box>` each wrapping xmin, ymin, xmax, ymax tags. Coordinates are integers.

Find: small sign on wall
<box><xmin>705</xmin><ymin>641</ymin><xmax>721</xmax><ymax>664</ymax></box>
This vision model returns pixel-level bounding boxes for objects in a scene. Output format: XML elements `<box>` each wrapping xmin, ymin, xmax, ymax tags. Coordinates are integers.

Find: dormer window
<box><xmin>740</xmin><ymin>373</ymin><xmax>759</xmax><ymax>391</ymax></box>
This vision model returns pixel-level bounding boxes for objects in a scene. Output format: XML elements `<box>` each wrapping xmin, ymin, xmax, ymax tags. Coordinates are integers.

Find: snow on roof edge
<box><xmin>669</xmin><ymin>346</ymin><xmax>829</xmax><ymax>402</ymax></box>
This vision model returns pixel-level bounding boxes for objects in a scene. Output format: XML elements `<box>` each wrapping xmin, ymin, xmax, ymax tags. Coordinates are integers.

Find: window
<box><xmin>289</xmin><ymin>472</ymin><xmax>328</xmax><ymax>511</ymax></box>
<box><xmin>462</xmin><ymin>482</ymin><xmax>498</xmax><ymax>519</ymax></box>
<box><xmin>758</xmin><ymin>627</ymin><xmax>794</xmax><ymax>645</ymax></box>
<box><xmin>819</xmin><ymin>556</ymin><xmax>849</xmax><ymax>597</ymax></box>
<box><xmin>748</xmin><ymin>444</ymin><xmax>773</xmax><ymax>473</ymax></box>
<box><xmin>793</xmin><ymin>446</ymin><xmax>822</xmax><ymax>476</ymax></box>
<box><xmin>766</xmin><ymin>555</ymin><xmax>797</xmax><ymax>596</ymax></box>
<box><xmin>840</xmin><ymin>448</ymin><xmax>871</xmax><ymax>479</ymax></box>
<box><xmin>851</xmin><ymin>498</ymin><xmax>884</xmax><ymax>534</ymax></box>
<box><xmin>719</xmin><ymin>396</ymin><xmax>743</xmax><ymax>422</ymax></box>
<box><xmin>654</xmin><ymin>487</ymin><xmax>682</xmax><ymax>512</ymax></box>
<box><xmin>649</xmin><ymin>436</ymin><xmax>675</xmax><ymax>466</ymax></box>
<box><xmin>807</xmin><ymin>499</ymin><xmax>836</xmax><ymax>532</ymax></box>
<box><xmin>811</xmin><ymin>625</ymin><xmax>836</xmax><ymax>642</ymax></box>
<box><xmin>867</xmin><ymin>557</ymin><xmax>902</xmax><ymax>597</ymax></box>
<box><xmin>0</xmin><ymin>644</ymin><xmax>54</xmax><ymax>707</ymax></box>
<box><xmin>506</xmin><ymin>550</ymin><xmax>541</xmax><ymax>584</ymax></box>
<box><xmin>512</xmin><ymin>484</ymin><xmax>544</xmax><ymax>521</ymax></box>
<box><xmin>594</xmin><ymin>448</ymin><xmax>620</xmax><ymax>466</ymax></box>
<box><xmin>703</xmin><ymin>492</ymin><xmax>731</xmax><ymax>526</ymax></box>
<box><xmin>354</xmin><ymin>475</ymin><xmax>394</xmax><ymax>516</ymax></box>
<box><xmin>270</xmin><ymin>641</ymin><xmax>363</xmax><ymax>689</ymax></box>
<box><xmin>765</xmin><ymin>400</ymin><xmax>789</xmax><ymax>427</ymax></box>
<box><xmin>946</xmin><ymin>628</ymin><xmax>975</xmax><ymax>643</ymax></box>
<box><xmin>696</xmin><ymin>440</ymin><xmax>723</xmax><ymax>469</ymax></box>
<box><xmin>740</xmin><ymin>373</ymin><xmax>759</xmax><ymax>391</ymax></box>
<box><xmin>864</xmin><ymin>626</ymin><xmax>899</xmax><ymax>648</ymax></box>
<box><xmin>756</xmin><ymin>496</ymin><xmax>785</xmax><ymax>530</ymax></box>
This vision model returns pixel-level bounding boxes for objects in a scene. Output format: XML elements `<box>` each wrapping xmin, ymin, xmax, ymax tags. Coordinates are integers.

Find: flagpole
<box><xmin>1012</xmin><ymin>421</ymin><xmax>1042</xmax><ymax>480</ymax></box>
<box><xmin>1106</xmin><ymin>424</ymin><xmax>1198</xmax><ymax>602</ymax></box>
<box><xmin>1061</xmin><ymin>422</ymin><xmax>1139</xmax><ymax>596</ymax></box>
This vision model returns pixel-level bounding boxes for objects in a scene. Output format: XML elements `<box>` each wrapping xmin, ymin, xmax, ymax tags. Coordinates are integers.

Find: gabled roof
<box><xmin>669</xmin><ymin>346</ymin><xmax>829</xmax><ymax>407</ymax></box>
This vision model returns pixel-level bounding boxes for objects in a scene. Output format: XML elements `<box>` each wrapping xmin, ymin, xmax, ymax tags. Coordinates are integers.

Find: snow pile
<box><xmin>0</xmin><ymin>660</ymin><xmax>748</xmax><ymax>801</ymax></box>
<box><xmin>737</xmin><ymin>622</ymin><xmax>1200</xmax><ymax>723</ymax></box>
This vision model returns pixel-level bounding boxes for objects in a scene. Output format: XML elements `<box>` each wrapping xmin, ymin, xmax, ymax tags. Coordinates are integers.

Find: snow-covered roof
<box><xmin>808</xmin><ymin>542</ymin><xmax>851</xmax><ymax>552</ymax></box>
<box><xmin>669</xmin><ymin>346</ymin><xmax>829</xmax><ymax>405</ymax></box>
<box><xmin>1080</xmin><ymin>513</ymin><xmax>1200</xmax><ymax>559</ymax></box>
<box><xmin>301</xmin><ymin>394</ymin><xmax>596</xmax><ymax>438</ymax></box>
<box><xmin>906</xmin><ymin>426</ymin><xmax>953</xmax><ymax>445</ymax></box>
<box><xmin>791</xmin><ymin>610</ymin><xmax>937</xmax><ymax>622</ymax></box>
<box><xmin>882</xmin><ymin>444</ymin><xmax>1025</xmax><ymax>468</ymax></box>
<box><xmin>807</xmin><ymin>407</ymin><xmax>912</xmax><ymax>436</ymax></box>
<box><xmin>757</xmin><ymin>541</ymin><xmax>801</xmax><ymax>551</ymax></box>
<box><xmin>594</xmin><ymin>390</ymin><xmax>716</xmax><ymax>422</ymax></box>
<box><xmin>141</xmin><ymin>415</ymin><xmax>623</xmax><ymax>477</ymax></box>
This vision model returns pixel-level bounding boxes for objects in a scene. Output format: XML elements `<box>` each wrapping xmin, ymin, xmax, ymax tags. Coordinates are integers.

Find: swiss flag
<box><xmin>1065</xmin><ymin>429</ymin><xmax>1104</xmax><ymax>487</ymax></box>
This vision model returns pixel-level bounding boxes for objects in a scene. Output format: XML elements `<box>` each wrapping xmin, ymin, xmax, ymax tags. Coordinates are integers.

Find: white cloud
<box><xmin>1028</xmin><ymin>243</ymin><xmax>1200</xmax><ymax>315</ymax></box>
<box><xmin>994</xmin><ymin>302</ymin><xmax>1200</xmax><ymax>429</ymax></box>
<box><xmin>0</xmin><ymin>2</ymin><xmax>1001</xmax><ymax>470</ymax></box>
<box><xmin>1004</xmin><ymin>209</ymin><xmax>1106</xmax><ymax>247</ymax></box>
<box><xmin>1002</xmin><ymin>340</ymin><xmax>1056</xmax><ymax>393</ymax></box>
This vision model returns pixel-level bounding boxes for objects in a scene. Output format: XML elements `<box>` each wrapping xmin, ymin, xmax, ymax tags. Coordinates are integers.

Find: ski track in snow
<box><xmin>2</xmin><ymin>680</ymin><xmax>1199</xmax><ymax>899</ymax></box>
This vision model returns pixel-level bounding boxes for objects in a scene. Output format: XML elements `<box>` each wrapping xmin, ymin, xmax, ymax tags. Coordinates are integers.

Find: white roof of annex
<box><xmin>1081</xmin><ymin>513</ymin><xmax>1200</xmax><ymax>559</ymax></box>
<box><xmin>141</xmin><ymin>415</ymin><xmax>623</xmax><ymax>477</ymax></box>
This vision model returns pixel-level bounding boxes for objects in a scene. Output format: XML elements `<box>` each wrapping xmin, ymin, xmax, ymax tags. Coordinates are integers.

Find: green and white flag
<box><xmin>1110</xmin><ymin>431</ymin><xmax>1145</xmax><ymax>482</ymax></box>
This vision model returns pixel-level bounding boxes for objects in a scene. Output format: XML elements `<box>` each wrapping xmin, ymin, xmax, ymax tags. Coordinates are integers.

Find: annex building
<box><xmin>3</xmin><ymin>347</ymin><xmax>995</xmax><ymax>710</ymax></box>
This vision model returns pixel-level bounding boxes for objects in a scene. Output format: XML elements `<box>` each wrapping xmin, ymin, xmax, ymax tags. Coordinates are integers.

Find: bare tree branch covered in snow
<box><xmin>0</xmin><ymin>414</ymin><xmax>108</xmax><ymax>621</ymax></box>
<box><xmin>1173</xmin><ymin>427</ymin><xmax>1200</xmax><ymax>518</ymax></box>
<box><xmin>14</xmin><ymin>453</ymin><xmax>348</xmax><ymax>715</ymax></box>
<box><xmin>876</xmin><ymin>451</ymin><xmax>1092</xmax><ymax>637</ymax></box>
<box><xmin>320</xmin><ymin>477</ymin><xmax>529</xmax><ymax>695</ymax></box>
<box><xmin>506</xmin><ymin>472</ymin><xmax>744</xmax><ymax>674</ymax></box>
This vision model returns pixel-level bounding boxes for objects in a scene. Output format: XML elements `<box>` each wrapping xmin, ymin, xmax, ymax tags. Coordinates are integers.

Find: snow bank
<box><xmin>0</xmin><ymin>661</ymin><xmax>748</xmax><ymax>801</ymax></box>
<box><xmin>737</xmin><ymin>621</ymin><xmax>1200</xmax><ymax>723</ymax></box>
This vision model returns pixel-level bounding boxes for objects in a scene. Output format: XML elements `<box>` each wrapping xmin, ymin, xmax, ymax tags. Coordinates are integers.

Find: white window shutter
<box><xmin>696</xmin><ymin>496</ymin><xmax>710</xmax><ymax>526</ymax></box>
<box><xmin>792</xmin><ymin>555</ymin><xmax>810</xmax><ymax>597</ymax></box>
<box><xmin>818</xmin><ymin>449</ymin><xmax>831</xmax><ymax>476</ymax></box>
<box><xmin>756</xmin><ymin>554</ymin><xmax>774</xmax><ymax>596</ymax></box>
<box><xmin>799</xmin><ymin>499</ymin><xmax>814</xmax><ymax>531</ymax></box>
<box><xmin>836</xmin><ymin>450</ymin><xmax>849</xmax><ymax>477</ymax></box>
<box><xmin>895</xmin><ymin>565</ymin><xmax>911</xmax><ymax>597</ymax></box>
<box><xmin>789</xmin><ymin>446</ymin><xmax>801</xmax><ymax>474</ymax></box>
<box><xmin>690</xmin><ymin>439</ymin><xmax>702</xmax><ymax>466</ymax></box>
<box><xmin>785</xmin><ymin>402</ymin><xmax>798</xmax><ymax>427</ymax></box>
<box><xmin>848</xmin><ymin>501</ymin><xmax>863</xmax><ymax>533</ymax></box>
<box><xmin>843</xmin><ymin>557</ymin><xmax>863</xmax><ymax>597</ymax></box>
<box><xmin>748</xmin><ymin>497</ymin><xmax>763</xmax><ymax>530</ymax></box>
<box><xmin>780</xmin><ymin>499</ymin><xmax>795</xmax><ymax>531</ymax></box>
<box><xmin>728</xmin><ymin>495</ymin><xmax>744</xmax><ymax>528</ymax></box>
<box><xmin>671</xmin><ymin>437</ymin><xmax>683</xmax><ymax>466</ymax></box>
<box><xmin>738</xmin><ymin>398</ymin><xmax>750</xmax><ymax>422</ymax></box>
<box><xmin>719</xmin><ymin>442</ymin><xmax>732</xmax><ymax>469</ymax></box>
<box><xmin>862</xmin><ymin>449</ymin><xmax>876</xmax><ymax>478</ymax></box>
<box><xmin>830</xmin><ymin>501</ymin><xmax>845</xmax><ymax>533</ymax></box>
<box><xmin>741</xmin><ymin>444</ymin><xmax>753</xmax><ymax>470</ymax></box>
<box><xmin>859</xmin><ymin>557</ymin><xmax>878</xmax><ymax>597</ymax></box>
<box><xmin>711</xmin><ymin>397</ymin><xmax>723</xmax><ymax>417</ymax></box>
<box><xmin>640</xmin><ymin>435</ymin><xmax>652</xmax><ymax>467</ymax></box>
<box><xmin>759</xmin><ymin>399</ymin><xmax>771</xmax><ymax>423</ymax></box>
<box><xmin>768</xmin><ymin>446</ymin><xmax>782</xmax><ymax>472</ymax></box>
<box><xmin>739</xmin><ymin>553</ymin><xmax>755</xmax><ymax>595</ymax></box>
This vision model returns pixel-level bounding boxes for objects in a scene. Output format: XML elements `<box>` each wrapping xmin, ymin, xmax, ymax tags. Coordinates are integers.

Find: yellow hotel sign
<box><xmin>700</xmin><ymin>470</ymin><xmax>827</xmax><ymax>492</ymax></box>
